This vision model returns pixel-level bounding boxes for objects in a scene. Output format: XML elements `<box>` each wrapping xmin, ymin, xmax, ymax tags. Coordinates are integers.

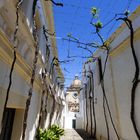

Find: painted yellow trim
<box><xmin>92</xmin><ymin>6</ymin><xmax>140</xmax><ymax>59</ymax></box>
<box><xmin>109</xmin><ymin>6</ymin><xmax>140</xmax><ymax>44</ymax></box>
<box><xmin>0</xmin><ymin>86</ymin><xmax>27</xmax><ymax>109</ymax></box>
<box><xmin>110</xmin><ymin>28</ymin><xmax>140</xmax><ymax>57</ymax></box>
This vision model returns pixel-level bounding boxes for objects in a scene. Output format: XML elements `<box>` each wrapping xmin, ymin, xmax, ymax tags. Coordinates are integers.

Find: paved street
<box><xmin>60</xmin><ymin>129</ymin><xmax>95</xmax><ymax>140</ymax></box>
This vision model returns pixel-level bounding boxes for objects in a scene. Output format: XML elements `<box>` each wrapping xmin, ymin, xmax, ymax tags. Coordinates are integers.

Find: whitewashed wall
<box><xmin>82</xmin><ymin>7</ymin><xmax>140</xmax><ymax>140</ymax></box>
<box><xmin>0</xmin><ymin>0</ymin><xmax>64</xmax><ymax>140</ymax></box>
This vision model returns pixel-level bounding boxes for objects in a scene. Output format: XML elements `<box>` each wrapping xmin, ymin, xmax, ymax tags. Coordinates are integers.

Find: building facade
<box><xmin>0</xmin><ymin>0</ymin><xmax>65</xmax><ymax>140</ymax></box>
<box><xmin>64</xmin><ymin>76</ymin><xmax>84</xmax><ymax>129</ymax></box>
<box><xmin>82</xmin><ymin>6</ymin><xmax>140</xmax><ymax>140</ymax></box>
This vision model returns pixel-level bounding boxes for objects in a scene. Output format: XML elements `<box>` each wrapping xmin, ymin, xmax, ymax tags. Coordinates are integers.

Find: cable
<box><xmin>126</xmin><ymin>0</ymin><xmax>133</xmax><ymax>10</ymax></box>
<box><xmin>66</xmin><ymin>37</ymin><xmax>100</xmax><ymax>49</ymax></box>
<box><xmin>69</xmin><ymin>0</ymin><xmax>82</xmax><ymax>33</ymax></box>
<box><xmin>63</xmin><ymin>68</ymin><xmax>70</xmax><ymax>73</ymax></box>
<box><xmin>46</xmin><ymin>0</ymin><xmax>63</xmax><ymax>7</ymax></box>
<box><xmin>106</xmin><ymin>21</ymin><xmax>117</xmax><ymax>39</ymax></box>
<box><xmin>60</xmin><ymin>2</ymin><xmax>90</xmax><ymax>10</ymax></box>
<box><xmin>77</xmin><ymin>45</ymin><xmax>93</xmax><ymax>56</ymax></box>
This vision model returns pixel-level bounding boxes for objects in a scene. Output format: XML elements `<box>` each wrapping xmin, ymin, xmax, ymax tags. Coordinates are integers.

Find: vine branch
<box><xmin>45</xmin><ymin>0</ymin><xmax>63</xmax><ymax>7</ymax></box>
<box><xmin>1</xmin><ymin>0</ymin><xmax>23</xmax><ymax>136</ymax></box>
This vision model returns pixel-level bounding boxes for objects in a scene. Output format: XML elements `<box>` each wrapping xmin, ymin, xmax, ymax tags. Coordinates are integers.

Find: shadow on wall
<box><xmin>75</xmin><ymin>129</ymin><xmax>96</xmax><ymax>140</ymax></box>
<box><xmin>25</xmin><ymin>91</ymin><xmax>41</xmax><ymax>140</ymax></box>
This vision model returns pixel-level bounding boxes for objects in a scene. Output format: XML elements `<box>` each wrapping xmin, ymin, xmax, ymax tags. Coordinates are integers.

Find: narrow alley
<box><xmin>60</xmin><ymin>129</ymin><xmax>94</xmax><ymax>140</ymax></box>
<box><xmin>0</xmin><ymin>0</ymin><xmax>140</xmax><ymax>140</ymax></box>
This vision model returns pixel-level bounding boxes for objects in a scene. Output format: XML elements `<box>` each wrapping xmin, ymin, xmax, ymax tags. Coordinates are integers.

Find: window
<box><xmin>73</xmin><ymin>93</ymin><xmax>78</xmax><ymax>99</ymax></box>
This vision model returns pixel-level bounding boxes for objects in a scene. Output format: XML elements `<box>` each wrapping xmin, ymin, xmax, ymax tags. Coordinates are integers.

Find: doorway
<box><xmin>0</xmin><ymin>108</ymin><xmax>15</xmax><ymax>140</ymax></box>
<box><xmin>72</xmin><ymin>119</ymin><xmax>76</xmax><ymax>129</ymax></box>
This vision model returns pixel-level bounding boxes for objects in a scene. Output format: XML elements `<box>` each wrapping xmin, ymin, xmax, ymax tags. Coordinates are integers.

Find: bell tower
<box><xmin>66</xmin><ymin>75</ymin><xmax>81</xmax><ymax>112</ymax></box>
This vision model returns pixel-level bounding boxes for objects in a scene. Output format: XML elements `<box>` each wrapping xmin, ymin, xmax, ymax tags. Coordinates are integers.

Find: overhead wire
<box><xmin>69</xmin><ymin>0</ymin><xmax>83</xmax><ymax>32</ymax></box>
<box><xmin>53</xmin><ymin>1</ymin><xmax>139</xmax><ymax>139</ymax></box>
<box><xmin>126</xmin><ymin>0</ymin><xmax>133</xmax><ymax>10</ymax></box>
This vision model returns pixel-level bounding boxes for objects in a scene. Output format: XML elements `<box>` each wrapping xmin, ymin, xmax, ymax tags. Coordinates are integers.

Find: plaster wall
<box><xmin>24</xmin><ymin>90</ymin><xmax>41</xmax><ymax>140</ymax></box>
<box><xmin>11</xmin><ymin>109</ymin><xmax>25</xmax><ymax>140</ymax></box>
<box><xmin>64</xmin><ymin>112</ymin><xmax>76</xmax><ymax>129</ymax></box>
<box><xmin>0</xmin><ymin>1</ymin><xmax>65</xmax><ymax>140</ymax></box>
<box><xmin>82</xmin><ymin>7</ymin><xmax>140</xmax><ymax>140</ymax></box>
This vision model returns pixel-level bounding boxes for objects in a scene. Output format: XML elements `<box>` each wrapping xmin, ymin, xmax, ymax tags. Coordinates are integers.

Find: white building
<box><xmin>64</xmin><ymin>76</ymin><xmax>84</xmax><ymax>129</ymax></box>
<box><xmin>0</xmin><ymin>1</ymin><xmax>65</xmax><ymax>140</ymax></box>
<box><xmin>81</xmin><ymin>6</ymin><xmax>140</xmax><ymax>140</ymax></box>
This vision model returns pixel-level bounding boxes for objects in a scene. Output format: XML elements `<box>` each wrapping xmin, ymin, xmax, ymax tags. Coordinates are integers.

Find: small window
<box><xmin>73</xmin><ymin>93</ymin><xmax>78</xmax><ymax>99</ymax></box>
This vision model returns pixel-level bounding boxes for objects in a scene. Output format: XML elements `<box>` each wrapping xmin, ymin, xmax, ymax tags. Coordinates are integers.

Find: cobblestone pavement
<box><xmin>60</xmin><ymin>129</ymin><xmax>95</xmax><ymax>140</ymax></box>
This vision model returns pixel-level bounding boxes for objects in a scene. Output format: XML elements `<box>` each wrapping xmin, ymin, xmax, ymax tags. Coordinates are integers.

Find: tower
<box><xmin>66</xmin><ymin>75</ymin><xmax>81</xmax><ymax>112</ymax></box>
<box><xmin>64</xmin><ymin>75</ymin><xmax>82</xmax><ymax>129</ymax></box>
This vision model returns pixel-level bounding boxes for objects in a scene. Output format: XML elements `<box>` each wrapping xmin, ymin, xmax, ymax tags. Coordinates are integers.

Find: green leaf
<box><xmin>95</xmin><ymin>21</ymin><xmax>103</xmax><ymax>29</ymax></box>
<box><xmin>125</xmin><ymin>10</ymin><xmax>130</xmax><ymax>16</ymax></box>
<box><xmin>91</xmin><ymin>7</ymin><xmax>99</xmax><ymax>18</ymax></box>
<box><xmin>91</xmin><ymin>7</ymin><xmax>97</xmax><ymax>15</ymax></box>
<box><xmin>36</xmin><ymin>125</ymin><xmax>64</xmax><ymax>140</ymax></box>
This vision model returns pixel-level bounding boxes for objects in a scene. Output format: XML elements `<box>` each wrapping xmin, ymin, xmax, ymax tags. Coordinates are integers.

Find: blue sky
<box><xmin>53</xmin><ymin>0</ymin><xmax>140</xmax><ymax>89</ymax></box>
